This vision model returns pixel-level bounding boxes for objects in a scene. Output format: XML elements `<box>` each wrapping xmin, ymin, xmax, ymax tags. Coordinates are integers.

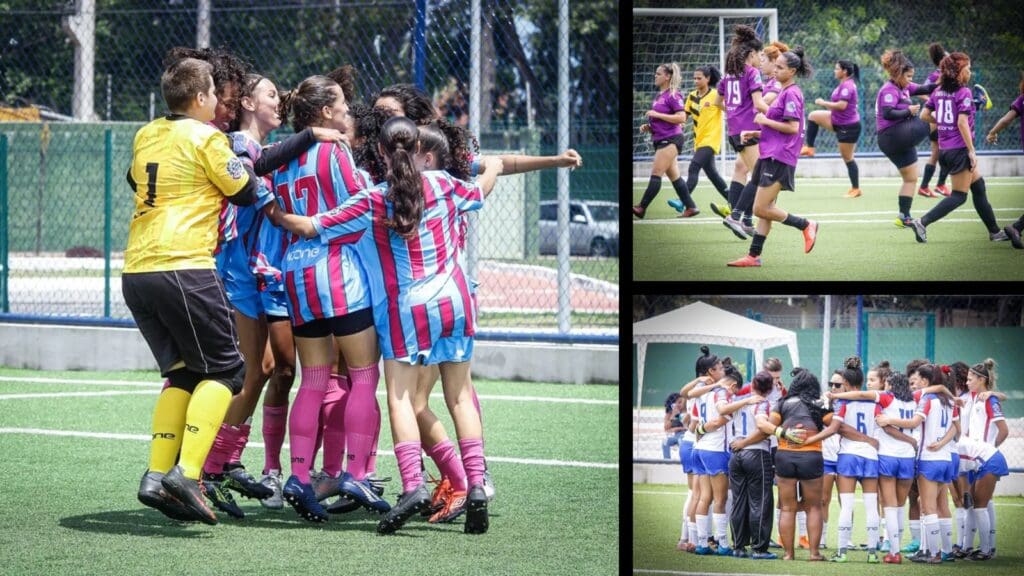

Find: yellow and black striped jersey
<box><xmin>686</xmin><ymin>88</ymin><xmax>724</xmax><ymax>153</ymax></box>
<box><xmin>124</xmin><ymin>115</ymin><xmax>250</xmax><ymax>273</ymax></box>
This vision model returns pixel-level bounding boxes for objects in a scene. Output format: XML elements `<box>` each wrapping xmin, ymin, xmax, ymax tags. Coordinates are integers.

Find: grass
<box><xmin>0</xmin><ymin>368</ymin><xmax>618</xmax><ymax>576</ymax></box>
<box><xmin>634</xmin><ymin>482</ymin><xmax>1024</xmax><ymax>575</ymax></box>
<box><xmin>632</xmin><ymin>177</ymin><xmax>1024</xmax><ymax>280</ymax></box>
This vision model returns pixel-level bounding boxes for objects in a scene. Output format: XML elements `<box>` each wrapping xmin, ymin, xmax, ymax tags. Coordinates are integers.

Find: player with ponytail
<box><xmin>678</xmin><ymin>65</ymin><xmax>730</xmax><ymax>215</ymax></box>
<box><xmin>802</xmin><ymin>59</ymin><xmax>863</xmax><ymax>198</ymax></box>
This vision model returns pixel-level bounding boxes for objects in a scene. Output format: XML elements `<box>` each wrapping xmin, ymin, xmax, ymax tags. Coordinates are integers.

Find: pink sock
<box><xmin>228</xmin><ymin>423</ymin><xmax>251</xmax><ymax>465</ymax></box>
<box><xmin>288</xmin><ymin>365</ymin><xmax>331</xmax><ymax>483</ymax></box>
<box><xmin>471</xmin><ymin>384</ymin><xmax>482</xmax><ymax>422</ymax></box>
<box><xmin>367</xmin><ymin>392</ymin><xmax>381</xmax><ymax>473</ymax></box>
<box><xmin>262</xmin><ymin>403</ymin><xmax>288</xmax><ymax>474</ymax></box>
<box><xmin>344</xmin><ymin>364</ymin><xmax>381</xmax><ymax>480</ymax></box>
<box><xmin>311</xmin><ymin>403</ymin><xmax>325</xmax><ymax>468</ymax></box>
<box><xmin>321</xmin><ymin>374</ymin><xmax>350</xmax><ymax>478</ymax></box>
<box><xmin>426</xmin><ymin>439</ymin><xmax>467</xmax><ymax>492</ymax></box>
<box><xmin>203</xmin><ymin>423</ymin><xmax>240</xmax><ymax>476</ymax></box>
<box><xmin>394</xmin><ymin>440</ymin><xmax>424</xmax><ymax>494</ymax></box>
<box><xmin>459</xmin><ymin>438</ymin><xmax>486</xmax><ymax>488</ymax></box>
<box><xmin>161</xmin><ymin>378</ymin><xmax>171</xmax><ymax>391</ymax></box>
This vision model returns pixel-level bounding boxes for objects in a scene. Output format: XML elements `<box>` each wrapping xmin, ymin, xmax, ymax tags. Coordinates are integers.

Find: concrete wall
<box><xmin>0</xmin><ymin>323</ymin><xmax>618</xmax><ymax>385</ymax></box>
<box><xmin>633</xmin><ymin>154</ymin><xmax>1024</xmax><ymax>179</ymax></box>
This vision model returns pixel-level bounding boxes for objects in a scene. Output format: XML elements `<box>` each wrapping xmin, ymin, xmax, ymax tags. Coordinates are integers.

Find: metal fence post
<box><xmin>414</xmin><ymin>0</ymin><xmax>427</xmax><ymax>91</ymax></box>
<box><xmin>556</xmin><ymin>0</ymin><xmax>571</xmax><ymax>334</ymax></box>
<box><xmin>0</xmin><ymin>134</ymin><xmax>8</xmax><ymax>313</ymax></box>
<box><xmin>103</xmin><ymin>128</ymin><xmax>112</xmax><ymax>318</ymax></box>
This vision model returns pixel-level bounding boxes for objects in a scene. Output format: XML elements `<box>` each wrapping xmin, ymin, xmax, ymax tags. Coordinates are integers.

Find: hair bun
<box><xmin>984</xmin><ymin>358</ymin><xmax>996</xmax><ymax>369</ymax></box>
<box><xmin>844</xmin><ymin>356</ymin><xmax>862</xmax><ymax>370</ymax></box>
<box><xmin>700</xmin><ymin>345</ymin><xmax>710</xmax><ymax>356</ymax></box>
<box><xmin>877</xmin><ymin>360</ymin><xmax>890</xmax><ymax>369</ymax></box>
<box><xmin>732</xmin><ymin>24</ymin><xmax>757</xmax><ymax>45</ymax></box>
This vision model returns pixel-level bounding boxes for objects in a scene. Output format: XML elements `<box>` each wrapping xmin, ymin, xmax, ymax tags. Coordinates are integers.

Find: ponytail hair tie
<box><xmin>941</xmin><ymin>365</ymin><xmax>951</xmax><ymax>375</ymax></box>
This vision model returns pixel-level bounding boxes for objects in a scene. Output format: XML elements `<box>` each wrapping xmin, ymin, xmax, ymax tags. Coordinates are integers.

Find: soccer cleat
<box><xmin>340</xmin><ymin>472</ymin><xmax>392</xmax><ymax>513</ymax></box>
<box><xmin>990</xmin><ymin>229</ymin><xmax>1008</xmax><ymax>242</ymax></box>
<box><xmin>138</xmin><ymin>470</ymin><xmax>198</xmax><ymax>522</ymax></box>
<box><xmin>895</xmin><ymin>215</ymin><xmax>913</xmax><ymax>228</ymax></box>
<box><xmin>202</xmin><ymin>473</ymin><xmax>245</xmax><ymax>519</ymax></box>
<box><xmin>800</xmin><ymin>145</ymin><xmax>815</xmax><ymax>157</ymax></box>
<box><xmin>883</xmin><ymin>552</ymin><xmax>902</xmax><ymax>564</ymax></box>
<box><xmin>732</xmin><ymin>548</ymin><xmax>749</xmax><ymax>558</ymax></box>
<box><xmin>845</xmin><ymin>188</ymin><xmax>862</xmax><ymax>198</ymax></box>
<box><xmin>918</xmin><ymin>186</ymin><xmax>936</xmax><ymax>198</ymax></box>
<box><xmin>935</xmin><ymin>184</ymin><xmax>950</xmax><ymax>196</ymax></box>
<box><xmin>867</xmin><ymin>552</ymin><xmax>880</xmax><ymax>564</ymax></box>
<box><xmin>973</xmin><ymin>84</ymin><xmax>992</xmax><ymax>110</ymax></box>
<box><xmin>677</xmin><ymin>207</ymin><xmax>700</xmax><ymax>218</ymax></box>
<box><xmin>798</xmin><ymin>535</ymin><xmax>810</xmax><ymax>549</ymax></box>
<box><xmin>953</xmin><ymin>546</ymin><xmax>971</xmax><ymax>560</ymax></box>
<box><xmin>911</xmin><ymin>219</ymin><xmax>928</xmax><ymax>243</ymax></box>
<box><xmin>464</xmin><ymin>483</ymin><xmax>489</xmax><ymax>535</ymax></box>
<box><xmin>258</xmin><ymin>470</ymin><xmax>284</xmax><ymax>510</ymax></box>
<box><xmin>429</xmin><ymin>486</ymin><xmax>467</xmax><ymax>524</ymax></box>
<box><xmin>941</xmin><ymin>551</ymin><xmax>956</xmax><ymax>562</ymax></box>
<box><xmin>676</xmin><ymin>539</ymin><xmax>688</xmax><ymax>551</ymax></box>
<box><xmin>741</xmin><ymin>221</ymin><xmax>755</xmax><ymax>236</ymax></box>
<box><xmin>722</xmin><ymin>215</ymin><xmax>749</xmax><ymax>239</ymax></box>
<box><xmin>161</xmin><ymin>465</ymin><xmax>218</xmax><ymax>525</ymax></box>
<box><xmin>325</xmin><ymin>494</ymin><xmax>362</xmax><ymax>514</ymax></box>
<box><xmin>422</xmin><ymin>476</ymin><xmax>451</xmax><ymax>517</ymax></box>
<box><xmin>829</xmin><ymin>551</ymin><xmax>847</xmax><ymax>563</ymax></box>
<box><xmin>751</xmin><ymin>551</ymin><xmax>778</xmax><ymax>560</ymax></box>
<box><xmin>710</xmin><ymin>202</ymin><xmax>732</xmax><ymax>218</ymax></box>
<box><xmin>901</xmin><ymin>539</ymin><xmax>921</xmax><ymax>553</ymax></box>
<box><xmin>223</xmin><ymin>464</ymin><xmax>274</xmax><ymax>500</ymax></box>
<box><xmin>482</xmin><ymin>469</ymin><xmax>495</xmax><ymax>502</ymax></box>
<box><xmin>282</xmin><ymin>475</ymin><xmax>329</xmax><ymax>523</ymax></box>
<box><xmin>377</xmin><ymin>483</ymin><xmax>430</xmax><ymax>535</ymax></box>
<box><xmin>926</xmin><ymin>553</ymin><xmax>943</xmax><ymax>564</ymax></box>
<box><xmin>632</xmin><ymin>205</ymin><xmax>646</xmax><ymax>219</ymax></box>
<box><xmin>966</xmin><ymin>549</ymin><xmax>992</xmax><ymax>561</ymax></box>
<box><xmin>667</xmin><ymin>198</ymin><xmax>684</xmax><ymax>212</ymax></box>
<box><xmin>880</xmin><ymin>540</ymin><xmax>891</xmax><ymax>553</ymax></box>
<box><xmin>312</xmin><ymin>471</ymin><xmax>342</xmax><ymax>501</ymax></box>
<box><xmin>714</xmin><ymin>545</ymin><xmax>733</xmax><ymax>556</ymax></box>
<box><xmin>1005</xmin><ymin>225</ymin><xmax>1024</xmax><ymax>249</ymax></box>
<box><xmin>803</xmin><ymin>220</ymin><xmax>818</xmax><ymax>253</ymax></box>
<box><xmin>694</xmin><ymin>546</ymin><xmax>713</xmax><ymax>555</ymax></box>
<box><xmin>726</xmin><ymin>254</ymin><xmax>762</xmax><ymax>267</ymax></box>
<box><xmin>768</xmin><ymin>540</ymin><xmax>782</xmax><ymax>549</ymax></box>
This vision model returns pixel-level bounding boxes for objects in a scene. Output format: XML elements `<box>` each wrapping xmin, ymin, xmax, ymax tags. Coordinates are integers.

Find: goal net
<box><xmin>862</xmin><ymin>311</ymin><xmax>937</xmax><ymax>371</ymax></box>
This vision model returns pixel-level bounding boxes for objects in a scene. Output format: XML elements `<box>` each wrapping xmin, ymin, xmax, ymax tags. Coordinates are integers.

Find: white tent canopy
<box><xmin>633</xmin><ymin>301</ymin><xmax>801</xmax><ymax>455</ymax></box>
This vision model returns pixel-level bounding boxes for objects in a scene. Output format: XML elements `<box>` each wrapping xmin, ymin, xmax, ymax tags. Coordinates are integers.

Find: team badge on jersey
<box><xmin>227</xmin><ymin>157</ymin><xmax>244</xmax><ymax>180</ymax></box>
<box><xmin>884</xmin><ymin>93</ymin><xmax>895</xmax><ymax>103</ymax></box>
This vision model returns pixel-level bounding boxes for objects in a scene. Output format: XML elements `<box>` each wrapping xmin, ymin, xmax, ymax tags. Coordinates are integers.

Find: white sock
<box><xmin>884</xmin><ymin>507</ymin><xmax>900</xmax><ymax>553</ymax></box>
<box><xmin>681</xmin><ymin>491</ymin><xmax>694</xmax><ymax>541</ymax></box>
<box><xmin>689</xmin><ymin>520</ymin><xmax>698</xmax><ymax>546</ymax></box>
<box><xmin>924</xmin><ymin>514</ymin><xmax>940</xmax><ymax>556</ymax></box>
<box><xmin>713</xmin><ymin>513</ymin><xmax>729</xmax><ymax>548</ymax></box>
<box><xmin>965</xmin><ymin>505</ymin><xmax>976</xmax><ymax>549</ymax></box>
<box><xmin>696</xmin><ymin>514</ymin><xmax>709</xmax><ymax>544</ymax></box>
<box><xmin>821</xmin><ymin>521</ymin><xmax>828</xmax><ymax>547</ymax></box>
<box><xmin>864</xmin><ymin>493</ymin><xmax>880</xmax><ymax>552</ymax></box>
<box><xmin>987</xmin><ymin>500</ymin><xmax>996</xmax><ymax>551</ymax></box>
<box><xmin>955</xmin><ymin>507</ymin><xmax>965</xmax><ymax>548</ymax></box>
<box><xmin>838</xmin><ymin>493</ymin><xmax>855</xmax><ymax>552</ymax></box>
<box><xmin>797</xmin><ymin>510</ymin><xmax>807</xmax><ymax>538</ymax></box>
<box><xmin>940</xmin><ymin>517</ymin><xmax>953</xmax><ymax>554</ymax></box>
<box><xmin>973</xmin><ymin>507</ymin><xmax>991</xmax><ymax>553</ymax></box>
<box><xmin>910</xmin><ymin>518</ymin><xmax>921</xmax><ymax>542</ymax></box>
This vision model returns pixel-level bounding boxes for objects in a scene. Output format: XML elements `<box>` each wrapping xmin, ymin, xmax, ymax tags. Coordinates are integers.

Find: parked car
<box><xmin>538</xmin><ymin>200</ymin><xmax>618</xmax><ymax>257</ymax></box>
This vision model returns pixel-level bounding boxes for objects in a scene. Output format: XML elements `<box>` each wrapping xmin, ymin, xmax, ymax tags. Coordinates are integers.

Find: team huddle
<box><xmin>668</xmin><ymin>346</ymin><xmax>1009</xmax><ymax>563</ymax></box>
<box><xmin>634</xmin><ymin>24</ymin><xmax>1024</xmax><ymax>265</ymax></box>
<box><xmin>124</xmin><ymin>46</ymin><xmax>582</xmax><ymax>535</ymax></box>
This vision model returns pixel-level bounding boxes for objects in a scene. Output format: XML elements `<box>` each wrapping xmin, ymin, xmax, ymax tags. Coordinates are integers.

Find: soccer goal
<box><xmin>632</xmin><ymin>7</ymin><xmax>778</xmax><ymax>176</ymax></box>
<box><xmin>860</xmin><ymin>310</ymin><xmax>937</xmax><ymax>371</ymax></box>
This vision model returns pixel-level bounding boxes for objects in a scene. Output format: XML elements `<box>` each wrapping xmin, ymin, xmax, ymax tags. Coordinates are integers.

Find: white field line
<box><xmin>0</xmin><ymin>376</ymin><xmax>616</xmax><ymax>405</ymax></box>
<box><xmin>635</xmin><ymin>570</ymin><xmax>799</xmax><ymax>576</ymax></box>
<box><xmin>0</xmin><ymin>390</ymin><xmax>158</xmax><ymax>401</ymax></box>
<box><xmin>632</xmin><ymin>489</ymin><xmax>1024</xmax><ymax>506</ymax></box>
<box><xmin>634</xmin><ymin>177</ymin><xmax>1024</xmax><ymax>184</ymax></box>
<box><xmin>636</xmin><ymin>217</ymin><xmax>1019</xmax><ymax>226</ymax></box>
<box><xmin>0</xmin><ymin>427</ymin><xmax>617</xmax><ymax>469</ymax></box>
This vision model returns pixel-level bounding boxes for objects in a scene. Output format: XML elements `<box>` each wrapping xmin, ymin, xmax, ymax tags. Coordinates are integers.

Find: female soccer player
<box><xmin>632</xmin><ymin>63</ymin><xmax>698</xmax><ymax>219</ymax></box>
<box><xmin>717</xmin><ymin>25</ymin><xmax>765</xmax><ymax>238</ymax></box>
<box><xmin>727</xmin><ymin>47</ymin><xmax>817</xmax><ymax>267</ymax></box>
<box><xmin>680</xmin><ymin>347</ymin><xmax>725</xmax><ymax>551</ymax></box>
<box><xmin>912</xmin><ymin>52</ymin><xmax>1004</xmax><ymax>244</ymax></box>
<box><xmin>727</xmin><ymin>370</ymin><xmax>776</xmax><ymax>559</ymax></box>
<box><xmin>875</xmin><ymin>50</ymin><xmax>935</xmax><ymax>227</ymax></box>
<box><xmin>920</xmin><ymin>43</ymin><xmax>952</xmax><ymax>198</ymax></box>
<box><xmin>677</xmin><ymin>372</ymin><xmax>717</xmax><ymax>551</ymax></box>
<box><xmin>820</xmin><ymin>373</ymin><xmax>843</xmax><ymax>549</ymax></box>
<box><xmin>802</xmin><ymin>60</ymin><xmax>862</xmax><ymax>198</ymax></box>
<box><xmin>278</xmin><ymin>116</ymin><xmax>502</xmax><ymax>535</ymax></box>
<box><xmin>962</xmin><ymin>359</ymin><xmax>1007</xmax><ymax>557</ymax></box>
<box><xmin>987</xmin><ymin>75</ymin><xmax>1024</xmax><ymax>247</ymax></box>
<box><xmin>677</xmin><ymin>65</ymin><xmax>729</xmax><ymax>216</ymax></box>
<box><xmin>663</xmin><ymin>393</ymin><xmax>687</xmax><ymax>459</ymax></box>
<box><xmin>957</xmin><ymin>435</ymin><xmax>1009</xmax><ymax>560</ymax></box>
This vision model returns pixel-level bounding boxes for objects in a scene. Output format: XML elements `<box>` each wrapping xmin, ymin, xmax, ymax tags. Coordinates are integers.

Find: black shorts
<box><xmin>122</xmin><ymin>269</ymin><xmax>243</xmax><ymax>377</ymax></box>
<box><xmin>653</xmin><ymin>134</ymin><xmax>685</xmax><ymax>152</ymax></box>
<box><xmin>291</xmin><ymin>307</ymin><xmax>374</xmax><ymax>339</ymax></box>
<box><xmin>834</xmin><ymin>122</ymin><xmax>862</xmax><ymax>144</ymax></box>
<box><xmin>729</xmin><ymin>133</ymin><xmax>759</xmax><ymax>153</ymax></box>
<box><xmin>774</xmin><ymin>450</ymin><xmax>824</xmax><ymax>480</ymax></box>
<box><xmin>751</xmin><ymin>157</ymin><xmax>796</xmax><ymax>192</ymax></box>
<box><xmin>878</xmin><ymin>119</ymin><xmax>931</xmax><ymax>169</ymax></box>
<box><xmin>266</xmin><ymin>314</ymin><xmax>290</xmax><ymax>324</ymax></box>
<box><xmin>939</xmin><ymin>147</ymin><xmax>972</xmax><ymax>176</ymax></box>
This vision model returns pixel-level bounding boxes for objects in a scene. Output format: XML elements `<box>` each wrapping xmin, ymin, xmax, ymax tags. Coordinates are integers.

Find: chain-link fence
<box><xmin>633</xmin><ymin>295</ymin><xmax>1024</xmax><ymax>471</ymax></box>
<box><xmin>0</xmin><ymin>0</ymin><xmax>618</xmax><ymax>340</ymax></box>
<box><xmin>632</xmin><ymin>0</ymin><xmax>1024</xmax><ymax>160</ymax></box>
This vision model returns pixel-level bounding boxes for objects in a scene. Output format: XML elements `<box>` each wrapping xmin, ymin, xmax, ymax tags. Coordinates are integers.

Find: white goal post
<box><xmin>632</xmin><ymin>8</ymin><xmax>778</xmax><ymax>179</ymax></box>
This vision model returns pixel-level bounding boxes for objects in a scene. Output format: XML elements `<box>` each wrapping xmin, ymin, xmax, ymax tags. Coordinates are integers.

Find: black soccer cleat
<box><xmin>282</xmin><ymin>475</ymin><xmax>329</xmax><ymax>523</ymax></box>
<box><xmin>325</xmin><ymin>494</ymin><xmax>363</xmax><ymax>514</ymax></box>
<box><xmin>161</xmin><ymin>465</ymin><xmax>218</xmax><ymax>525</ymax></box>
<box><xmin>138</xmin><ymin>470</ymin><xmax>198</xmax><ymax>522</ymax></box>
<box><xmin>223</xmin><ymin>463</ymin><xmax>274</xmax><ymax>500</ymax></box>
<box><xmin>377</xmin><ymin>483</ymin><xmax>430</xmax><ymax>535</ymax></box>
<box><xmin>202</xmin><ymin>473</ymin><xmax>245</xmax><ymax>519</ymax></box>
<box><xmin>1005</xmin><ymin>225</ymin><xmax>1024</xmax><ymax>249</ymax></box>
<box><xmin>464</xmin><ymin>483</ymin><xmax>489</xmax><ymax>535</ymax></box>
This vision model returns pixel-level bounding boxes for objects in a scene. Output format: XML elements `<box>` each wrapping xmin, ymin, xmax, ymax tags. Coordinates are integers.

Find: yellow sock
<box><xmin>148</xmin><ymin>387</ymin><xmax>192</xmax><ymax>474</ymax></box>
<box><xmin>178</xmin><ymin>380</ymin><xmax>233</xmax><ymax>480</ymax></box>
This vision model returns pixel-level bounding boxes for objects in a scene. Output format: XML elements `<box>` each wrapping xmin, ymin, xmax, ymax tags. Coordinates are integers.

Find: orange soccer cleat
<box><xmin>727</xmin><ymin>254</ymin><xmax>762</xmax><ymax>267</ymax></box>
<box><xmin>800</xmin><ymin>145</ymin><xmax>816</xmax><ymax>157</ymax></box>
<box><xmin>803</xmin><ymin>220</ymin><xmax>819</xmax><ymax>253</ymax></box>
<box><xmin>845</xmin><ymin>188</ymin><xmax>862</xmax><ymax>198</ymax></box>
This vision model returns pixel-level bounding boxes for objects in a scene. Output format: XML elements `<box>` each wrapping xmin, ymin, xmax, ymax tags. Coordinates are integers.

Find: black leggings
<box><xmin>686</xmin><ymin>146</ymin><xmax>728</xmax><ymax>199</ymax></box>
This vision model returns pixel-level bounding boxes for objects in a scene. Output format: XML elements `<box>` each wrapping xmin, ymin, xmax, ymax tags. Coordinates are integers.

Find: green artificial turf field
<box><xmin>0</xmin><ymin>368</ymin><xmax>618</xmax><ymax>576</ymax></box>
<box><xmin>632</xmin><ymin>177</ymin><xmax>1024</xmax><ymax>281</ymax></box>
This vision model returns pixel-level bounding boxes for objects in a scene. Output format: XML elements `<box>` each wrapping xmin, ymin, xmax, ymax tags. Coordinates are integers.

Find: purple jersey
<box><xmin>311</xmin><ymin>170</ymin><xmax>481</xmax><ymax>363</ymax></box>
<box><xmin>758</xmin><ymin>84</ymin><xmax>805</xmax><ymax>167</ymax></box>
<box><xmin>272</xmin><ymin>142</ymin><xmax>371</xmax><ymax>325</ymax></box>
<box><xmin>830</xmin><ymin>78</ymin><xmax>859</xmax><ymax>125</ymax></box>
<box><xmin>763</xmin><ymin>77</ymin><xmax>781</xmax><ymax>100</ymax></box>
<box><xmin>875</xmin><ymin>80</ymin><xmax>918</xmax><ymax>133</ymax></box>
<box><xmin>927</xmin><ymin>69</ymin><xmax>941</xmax><ymax>85</ymax></box>
<box><xmin>722</xmin><ymin>64</ymin><xmax>764</xmax><ymax>135</ymax></box>
<box><xmin>1011</xmin><ymin>95</ymin><xmax>1024</xmax><ymax>152</ymax></box>
<box><xmin>926</xmin><ymin>86</ymin><xmax>975</xmax><ymax>150</ymax></box>
<box><xmin>649</xmin><ymin>90</ymin><xmax>686</xmax><ymax>141</ymax></box>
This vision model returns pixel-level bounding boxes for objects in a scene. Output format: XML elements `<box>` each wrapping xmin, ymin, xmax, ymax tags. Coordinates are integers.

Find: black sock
<box><xmin>1015</xmin><ymin>213</ymin><xmax>1024</xmax><ymax>233</ymax></box>
<box><xmin>727</xmin><ymin>180</ymin><xmax>744</xmax><ymax>208</ymax></box>
<box><xmin>749</xmin><ymin>233</ymin><xmax>767</xmax><ymax>257</ymax></box>
<box><xmin>937</xmin><ymin>163</ymin><xmax>949</xmax><ymax>186</ymax></box>
<box><xmin>921</xmin><ymin>190</ymin><xmax>968</xmax><ymax>226</ymax></box>
<box><xmin>671</xmin><ymin>177</ymin><xmax>696</xmax><ymax>209</ymax></box>
<box><xmin>970</xmin><ymin>178</ymin><xmax>999</xmax><ymax>234</ymax></box>
<box><xmin>782</xmin><ymin>213</ymin><xmax>809</xmax><ymax>230</ymax></box>
<box><xmin>640</xmin><ymin>175</ymin><xmax>661</xmax><ymax>208</ymax></box>
<box><xmin>898</xmin><ymin>195</ymin><xmax>913</xmax><ymax>219</ymax></box>
<box><xmin>686</xmin><ymin>165</ymin><xmax>701</xmax><ymax>196</ymax></box>
<box><xmin>806</xmin><ymin>122</ymin><xmax>819</xmax><ymax>147</ymax></box>
<box><xmin>732</xmin><ymin>179</ymin><xmax>757</xmax><ymax>220</ymax></box>
<box><xmin>921</xmin><ymin>163</ymin><xmax>936</xmax><ymax>188</ymax></box>
<box><xmin>845</xmin><ymin>160</ymin><xmax>859</xmax><ymax>189</ymax></box>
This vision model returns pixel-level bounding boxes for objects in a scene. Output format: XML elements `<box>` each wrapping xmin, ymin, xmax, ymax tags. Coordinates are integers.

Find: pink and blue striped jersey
<box><xmin>271</xmin><ymin>141</ymin><xmax>371</xmax><ymax>325</ymax></box>
<box><xmin>310</xmin><ymin>170</ymin><xmax>483</xmax><ymax>362</ymax></box>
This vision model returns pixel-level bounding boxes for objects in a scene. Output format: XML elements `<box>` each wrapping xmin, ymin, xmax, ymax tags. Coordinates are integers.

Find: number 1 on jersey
<box><xmin>144</xmin><ymin>162</ymin><xmax>159</xmax><ymax>208</ymax></box>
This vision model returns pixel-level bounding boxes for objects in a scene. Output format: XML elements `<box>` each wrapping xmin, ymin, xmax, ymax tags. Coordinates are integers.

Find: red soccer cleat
<box><xmin>678</xmin><ymin>207</ymin><xmax>700</xmax><ymax>218</ymax></box>
<box><xmin>883</xmin><ymin>552</ymin><xmax>902</xmax><ymax>564</ymax></box>
<box><xmin>727</xmin><ymin>254</ymin><xmax>762</xmax><ymax>267</ymax></box>
<box><xmin>800</xmin><ymin>145</ymin><xmax>816</xmax><ymax>157</ymax></box>
<box><xmin>917</xmin><ymin>186</ymin><xmax>935</xmax><ymax>198</ymax></box>
<box><xmin>935</xmin><ymin>184</ymin><xmax>950</xmax><ymax>196</ymax></box>
<box><xmin>803</xmin><ymin>220</ymin><xmax>818</xmax><ymax>253</ymax></box>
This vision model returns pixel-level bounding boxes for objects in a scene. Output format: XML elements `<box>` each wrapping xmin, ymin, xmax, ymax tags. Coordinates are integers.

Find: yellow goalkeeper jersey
<box><xmin>124</xmin><ymin>115</ymin><xmax>249</xmax><ymax>273</ymax></box>
<box><xmin>686</xmin><ymin>87</ymin><xmax>724</xmax><ymax>154</ymax></box>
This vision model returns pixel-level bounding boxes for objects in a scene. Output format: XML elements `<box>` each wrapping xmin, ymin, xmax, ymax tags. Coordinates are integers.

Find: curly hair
<box><xmin>762</xmin><ymin>40</ymin><xmax>790</xmax><ymax>62</ymax></box>
<box><xmin>949</xmin><ymin>361</ymin><xmax>970</xmax><ymax>394</ymax></box>
<box><xmin>725</xmin><ymin>24</ymin><xmax>763</xmax><ymax>76</ymax></box>
<box><xmin>881</xmin><ymin>49</ymin><xmax>915</xmax><ymax>86</ymax></box>
<box><xmin>163</xmin><ymin>46</ymin><xmax>249</xmax><ymax>104</ymax></box>
<box><xmin>939</xmin><ymin>52</ymin><xmax>970</xmax><ymax>93</ymax></box>
<box><xmin>784</xmin><ymin>367</ymin><xmax>830</xmax><ymax>431</ymax></box>
<box><xmin>374</xmin><ymin>83</ymin><xmax>438</xmax><ymax>123</ymax></box>
<box><xmin>347</xmin><ymin>102</ymin><xmax>388</xmax><ymax>184</ymax></box>
<box><xmin>886</xmin><ymin>372</ymin><xmax>914</xmax><ymax>402</ymax></box>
